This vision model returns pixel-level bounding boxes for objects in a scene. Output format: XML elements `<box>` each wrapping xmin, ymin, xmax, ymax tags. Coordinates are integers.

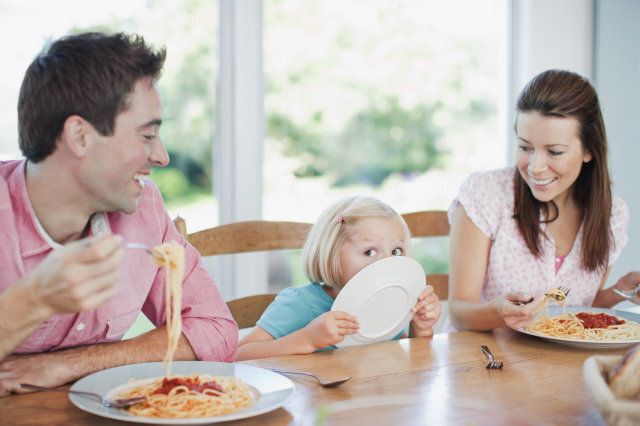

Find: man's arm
<box><xmin>0</xmin><ymin>234</ymin><xmax>123</xmax><ymax>362</ymax></box>
<box><xmin>0</xmin><ymin>326</ymin><xmax>194</xmax><ymax>394</ymax></box>
<box><xmin>0</xmin><ymin>282</ymin><xmax>53</xmax><ymax>362</ymax></box>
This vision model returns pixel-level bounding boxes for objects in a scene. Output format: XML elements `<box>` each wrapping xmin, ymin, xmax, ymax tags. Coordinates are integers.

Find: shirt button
<box><xmin>76</xmin><ymin>323</ymin><xmax>85</xmax><ymax>331</ymax></box>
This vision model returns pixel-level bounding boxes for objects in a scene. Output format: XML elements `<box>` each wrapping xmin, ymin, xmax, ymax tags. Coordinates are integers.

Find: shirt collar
<box><xmin>11</xmin><ymin>160</ymin><xmax>111</xmax><ymax>257</ymax></box>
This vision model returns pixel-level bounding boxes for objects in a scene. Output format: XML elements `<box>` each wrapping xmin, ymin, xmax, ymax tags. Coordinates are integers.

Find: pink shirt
<box><xmin>448</xmin><ymin>167</ymin><xmax>629</xmax><ymax>306</ymax></box>
<box><xmin>0</xmin><ymin>160</ymin><xmax>238</xmax><ymax>361</ymax></box>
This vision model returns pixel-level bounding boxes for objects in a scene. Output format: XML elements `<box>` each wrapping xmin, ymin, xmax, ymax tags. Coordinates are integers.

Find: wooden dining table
<box><xmin>0</xmin><ymin>326</ymin><xmax>625</xmax><ymax>425</ymax></box>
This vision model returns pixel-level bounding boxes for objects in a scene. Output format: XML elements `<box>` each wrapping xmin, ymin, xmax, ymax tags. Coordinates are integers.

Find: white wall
<box><xmin>594</xmin><ymin>0</ymin><xmax>640</xmax><ymax>289</ymax></box>
<box><xmin>508</xmin><ymin>0</ymin><xmax>594</xmax><ymax>163</ymax></box>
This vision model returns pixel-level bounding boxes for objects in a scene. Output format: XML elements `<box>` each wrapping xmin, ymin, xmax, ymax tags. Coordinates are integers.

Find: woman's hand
<box><xmin>611</xmin><ymin>271</ymin><xmax>640</xmax><ymax>304</ymax></box>
<box><xmin>493</xmin><ymin>291</ymin><xmax>546</xmax><ymax>329</ymax></box>
<box><xmin>302</xmin><ymin>311</ymin><xmax>359</xmax><ymax>351</ymax></box>
<box><xmin>410</xmin><ymin>285</ymin><xmax>441</xmax><ymax>337</ymax></box>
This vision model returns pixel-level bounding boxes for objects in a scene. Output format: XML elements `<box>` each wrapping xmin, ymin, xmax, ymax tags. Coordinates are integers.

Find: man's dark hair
<box><xmin>18</xmin><ymin>32</ymin><xmax>166</xmax><ymax>162</ymax></box>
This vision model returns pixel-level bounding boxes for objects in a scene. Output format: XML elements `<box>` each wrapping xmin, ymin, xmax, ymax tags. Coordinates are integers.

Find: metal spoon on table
<box><xmin>269</xmin><ymin>369</ymin><xmax>351</xmax><ymax>388</ymax></box>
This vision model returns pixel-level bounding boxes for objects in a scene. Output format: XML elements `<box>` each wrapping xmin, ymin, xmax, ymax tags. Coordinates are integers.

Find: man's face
<box><xmin>82</xmin><ymin>77</ymin><xmax>169</xmax><ymax>214</ymax></box>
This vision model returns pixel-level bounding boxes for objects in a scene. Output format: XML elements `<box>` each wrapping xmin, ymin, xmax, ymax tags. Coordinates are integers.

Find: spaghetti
<box><xmin>118</xmin><ymin>374</ymin><xmax>253</xmax><ymax>418</ymax></box>
<box><xmin>525</xmin><ymin>288</ymin><xmax>640</xmax><ymax>341</ymax></box>
<box><xmin>117</xmin><ymin>241</ymin><xmax>254</xmax><ymax>418</ymax></box>
<box><xmin>152</xmin><ymin>242</ymin><xmax>185</xmax><ymax>377</ymax></box>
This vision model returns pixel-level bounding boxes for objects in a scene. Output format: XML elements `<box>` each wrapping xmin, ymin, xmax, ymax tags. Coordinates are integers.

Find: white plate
<box><xmin>518</xmin><ymin>306</ymin><xmax>640</xmax><ymax>349</ymax></box>
<box><xmin>69</xmin><ymin>361</ymin><xmax>294</xmax><ymax>424</ymax></box>
<box><xmin>331</xmin><ymin>256</ymin><xmax>425</xmax><ymax>348</ymax></box>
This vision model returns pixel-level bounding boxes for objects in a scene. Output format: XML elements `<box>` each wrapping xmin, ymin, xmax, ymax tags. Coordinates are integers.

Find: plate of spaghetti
<box><xmin>521</xmin><ymin>306</ymin><xmax>640</xmax><ymax>349</ymax></box>
<box><xmin>69</xmin><ymin>242</ymin><xmax>294</xmax><ymax>423</ymax></box>
<box><xmin>69</xmin><ymin>361</ymin><xmax>295</xmax><ymax>424</ymax></box>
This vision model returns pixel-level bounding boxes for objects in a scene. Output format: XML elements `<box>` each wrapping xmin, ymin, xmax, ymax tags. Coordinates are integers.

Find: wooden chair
<box><xmin>401</xmin><ymin>211</ymin><xmax>450</xmax><ymax>300</ymax></box>
<box><xmin>174</xmin><ymin>210</ymin><xmax>449</xmax><ymax>328</ymax></box>
<box><xmin>174</xmin><ymin>217</ymin><xmax>311</xmax><ymax>328</ymax></box>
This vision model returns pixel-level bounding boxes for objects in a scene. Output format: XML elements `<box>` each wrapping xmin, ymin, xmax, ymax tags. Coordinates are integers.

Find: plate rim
<box><xmin>331</xmin><ymin>256</ymin><xmax>425</xmax><ymax>348</ymax></box>
<box><xmin>518</xmin><ymin>306</ymin><xmax>640</xmax><ymax>348</ymax></box>
<box><xmin>68</xmin><ymin>361</ymin><xmax>294</xmax><ymax>424</ymax></box>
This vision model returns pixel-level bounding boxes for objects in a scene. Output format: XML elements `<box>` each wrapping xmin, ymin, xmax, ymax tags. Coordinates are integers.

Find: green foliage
<box><xmin>268</xmin><ymin>97</ymin><xmax>446</xmax><ymax>186</ymax></box>
<box><xmin>150</xmin><ymin>167</ymin><xmax>190</xmax><ymax>202</ymax></box>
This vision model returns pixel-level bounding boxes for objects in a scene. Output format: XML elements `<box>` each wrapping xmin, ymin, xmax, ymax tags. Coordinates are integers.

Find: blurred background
<box><xmin>0</xmin><ymin>1</ymin><xmax>637</xmax><ymax>313</ymax></box>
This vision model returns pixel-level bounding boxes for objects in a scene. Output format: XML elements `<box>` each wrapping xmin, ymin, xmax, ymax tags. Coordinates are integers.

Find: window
<box><xmin>0</xmin><ymin>0</ymin><xmax>218</xmax><ymax>231</ymax></box>
<box><xmin>263</xmin><ymin>0</ymin><xmax>507</xmax><ymax>291</ymax></box>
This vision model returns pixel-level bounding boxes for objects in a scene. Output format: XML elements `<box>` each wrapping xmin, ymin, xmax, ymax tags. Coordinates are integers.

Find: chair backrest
<box><xmin>401</xmin><ymin>210</ymin><xmax>450</xmax><ymax>300</ymax></box>
<box><xmin>174</xmin><ymin>210</ymin><xmax>450</xmax><ymax>327</ymax></box>
<box><xmin>173</xmin><ymin>216</ymin><xmax>311</xmax><ymax>328</ymax></box>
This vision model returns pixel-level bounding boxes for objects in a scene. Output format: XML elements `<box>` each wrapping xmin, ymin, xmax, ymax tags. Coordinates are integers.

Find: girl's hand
<box><xmin>303</xmin><ymin>311</ymin><xmax>359</xmax><ymax>351</ymax></box>
<box><xmin>494</xmin><ymin>291</ymin><xmax>546</xmax><ymax>329</ymax></box>
<box><xmin>410</xmin><ymin>285</ymin><xmax>441</xmax><ymax>337</ymax></box>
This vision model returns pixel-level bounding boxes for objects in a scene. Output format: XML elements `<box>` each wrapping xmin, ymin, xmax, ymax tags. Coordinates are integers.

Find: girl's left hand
<box><xmin>409</xmin><ymin>285</ymin><xmax>441</xmax><ymax>337</ymax></box>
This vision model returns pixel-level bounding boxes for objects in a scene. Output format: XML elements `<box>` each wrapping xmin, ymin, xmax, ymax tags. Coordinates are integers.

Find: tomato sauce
<box><xmin>575</xmin><ymin>312</ymin><xmax>625</xmax><ymax>329</ymax></box>
<box><xmin>153</xmin><ymin>377</ymin><xmax>224</xmax><ymax>395</ymax></box>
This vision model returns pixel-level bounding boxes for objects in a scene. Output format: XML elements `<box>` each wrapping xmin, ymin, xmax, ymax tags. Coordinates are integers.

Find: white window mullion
<box><xmin>215</xmin><ymin>0</ymin><xmax>265</xmax><ymax>300</ymax></box>
<box><xmin>507</xmin><ymin>0</ymin><xmax>594</xmax><ymax>163</ymax></box>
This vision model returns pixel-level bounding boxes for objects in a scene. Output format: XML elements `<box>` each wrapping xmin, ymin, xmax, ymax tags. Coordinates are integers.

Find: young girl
<box><xmin>236</xmin><ymin>196</ymin><xmax>441</xmax><ymax>360</ymax></box>
<box><xmin>448</xmin><ymin>69</ymin><xmax>631</xmax><ymax>332</ymax></box>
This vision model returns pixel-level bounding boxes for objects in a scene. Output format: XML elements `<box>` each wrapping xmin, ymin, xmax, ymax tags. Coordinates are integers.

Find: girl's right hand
<box><xmin>494</xmin><ymin>291</ymin><xmax>545</xmax><ymax>329</ymax></box>
<box><xmin>303</xmin><ymin>311</ymin><xmax>359</xmax><ymax>350</ymax></box>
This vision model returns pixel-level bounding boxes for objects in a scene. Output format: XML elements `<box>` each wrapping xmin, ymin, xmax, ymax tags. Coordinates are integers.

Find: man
<box><xmin>0</xmin><ymin>32</ymin><xmax>238</xmax><ymax>395</ymax></box>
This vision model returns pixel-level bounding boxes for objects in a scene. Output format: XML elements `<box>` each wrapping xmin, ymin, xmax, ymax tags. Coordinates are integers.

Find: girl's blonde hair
<box><xmin>302</xmin><ymin>196</ymin><xmax>412</xmax><ymax>290</ymax></box>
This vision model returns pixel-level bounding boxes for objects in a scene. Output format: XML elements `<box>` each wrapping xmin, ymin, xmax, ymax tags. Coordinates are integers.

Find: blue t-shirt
<box><xmin>256</xmin><ymin>282</ymin><xmax>403</xmax><ymax>351</ymax></box>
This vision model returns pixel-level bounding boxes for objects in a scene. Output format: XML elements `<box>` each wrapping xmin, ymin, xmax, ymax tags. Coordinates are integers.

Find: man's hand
<box><xmin>410</xmin><ymin>285</ymin><xmax>441</xmax><ymax>337</ymax></box>
<box><xmin>302</xmin><ymin>311</ymin><xmax>359</xmax><ymax>351</ymax></box>
<box><xmin>27</xmin><ymin>233</ymin><xmax>124</xmax><ymax>315</ymax></box>
<box><xmin>0</xmin><ymin>351</ymin><xmax>80</xmax><ymax>396</ymax></box>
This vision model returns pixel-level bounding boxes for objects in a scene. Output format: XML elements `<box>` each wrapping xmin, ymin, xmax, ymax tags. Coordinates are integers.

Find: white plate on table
<box><xmin>518</xmin><ymin>306</ymin><xmax>640</xmax><ymax>349</ymax></box>
<box><xmin>331</xmin><ymin>256</ymin><xmax>426</xmax><ymax>348</ymax></box>
<box><xmin>69</xmin><ymin>361</ymin><xmax>294</xmax><ymax>424</ymax></box>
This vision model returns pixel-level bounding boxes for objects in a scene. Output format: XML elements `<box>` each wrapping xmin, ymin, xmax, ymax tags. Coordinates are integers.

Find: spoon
<box><xmin>613</xmin><ymin>284</ymin><xmax>640</xmax><ymax>302</ymax></box>
<box><xmin>269</xmin><ymin>369</ymin><xmax>351</xmax><ymax>388</ymax></box>
<box><xmin>19</xmin><ymin>383</ymin><xmax>146</xmax><ymax>408</ymax></box>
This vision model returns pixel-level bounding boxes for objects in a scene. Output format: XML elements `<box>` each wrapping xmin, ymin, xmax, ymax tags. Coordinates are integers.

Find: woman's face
<box><xmin>515</xmin><ymin>111</ymin><xmax>592</xmax><ymax>206</ymax></box>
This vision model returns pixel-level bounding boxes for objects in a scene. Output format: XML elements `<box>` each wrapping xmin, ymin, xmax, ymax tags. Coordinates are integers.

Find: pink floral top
<box><xmin>448</xmin><ymin>167</ymin><xmax>629</xmax><ymax>307</ymax></box>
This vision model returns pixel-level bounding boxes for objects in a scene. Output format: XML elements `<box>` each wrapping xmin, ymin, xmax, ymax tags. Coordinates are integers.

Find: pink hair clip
<box><xmin>336</xmin><ymin>215</ymin><xmax>345</xmax><ymax>224</ymax></box>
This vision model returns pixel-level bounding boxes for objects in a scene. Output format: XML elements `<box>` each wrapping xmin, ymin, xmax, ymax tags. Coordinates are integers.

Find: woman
<box><xmin>448</xmin><ymin>69</ymin><xmax>633</xmax><ymax>331</ymax></box>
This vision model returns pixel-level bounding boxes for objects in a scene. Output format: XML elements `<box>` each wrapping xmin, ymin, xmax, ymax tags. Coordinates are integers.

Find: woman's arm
<box><xmin>448</xmin><ymin>205</ymin><xmax>544</xmax><ymax>331</ymax></box>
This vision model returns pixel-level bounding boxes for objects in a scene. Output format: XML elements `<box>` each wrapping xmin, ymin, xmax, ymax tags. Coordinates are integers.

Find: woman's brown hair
<box><xmin>514</xmin><ymin>69</ymin><xmax>611</xmax><ymax>272</ymax></box>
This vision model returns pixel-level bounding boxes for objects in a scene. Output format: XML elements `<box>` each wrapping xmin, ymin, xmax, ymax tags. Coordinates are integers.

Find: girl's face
<box><xmin>515</xmin><ymin>111</ymin><xmax>592</xmax><ymax>206</ymax></box>
<box><xmin>339</xmin><ymin>217</ymin><xmax>406</xmax><ymax>286</ymax></box>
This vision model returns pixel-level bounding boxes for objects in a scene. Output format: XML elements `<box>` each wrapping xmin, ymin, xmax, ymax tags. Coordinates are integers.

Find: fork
<box><xmin>20</xmin><ymin>383</ymin><xmax>146</xmax><ymax>408</ymax></box>
<box><xmin>125</xmin><ymin>242</ymin><xmax>154</xmax><ymax>254</ymax></box>
<box><xmin>480</xmin><ymin>345</ymin><xmax>503</xmax><ymax>369</ymax></box>
<box><xmin>613</xmin><ymin>284</ymin><xmax>640</xmax><ymax>302</ymax></box>
<box><xmin>546</xmin><ymin>286</ymin><xmax>571</xmax><ymax>302</ymax></box>
<box><xmin>125</xmin><ymin>243</ymin><xmax>161</xmax><ymax>259</ymax></box>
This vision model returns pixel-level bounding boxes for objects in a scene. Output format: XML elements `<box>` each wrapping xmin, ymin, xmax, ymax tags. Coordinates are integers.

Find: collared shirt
<box><xmin>447</xmin><ymin>167</ymin><xmax>629</xmax><ymax>317</ymax></box>
<box><xmin>0</xmin><ymin>160</ymin><xmax>238</xmax><ymax>361</ymax></box>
